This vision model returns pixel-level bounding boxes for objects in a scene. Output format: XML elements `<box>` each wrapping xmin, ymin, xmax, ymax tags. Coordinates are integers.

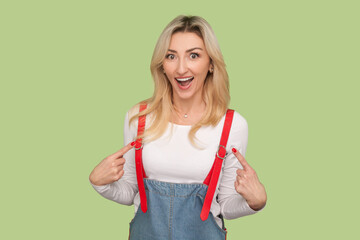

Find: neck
<box><xmin>171</xmin><ymin>93</ymin><xmax>206</xmax><ymax>123</ymax></box>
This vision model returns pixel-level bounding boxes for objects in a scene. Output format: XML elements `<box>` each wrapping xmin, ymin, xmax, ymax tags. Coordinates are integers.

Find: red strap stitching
<box><xmin>200</xmin><ymin>109</ymin><xmax>235</xmax><ymax>221</ymax></box>
<box><xmin>135</xmin><ymin>103</ymin><xmax>148</xmax><ymax>213</ymax></box>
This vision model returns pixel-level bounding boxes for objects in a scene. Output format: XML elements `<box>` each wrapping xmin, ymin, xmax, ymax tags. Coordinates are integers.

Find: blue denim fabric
<box><xmin>129</xmin><ymin>179</ymin><xmax>227</xmax><ymax>240</ymax></box>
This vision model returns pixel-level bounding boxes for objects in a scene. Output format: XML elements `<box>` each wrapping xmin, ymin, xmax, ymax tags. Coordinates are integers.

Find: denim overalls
<box><xmin>129</xmin><ymin>104</ymin><xmax>234</xmax><ymax>240</ymax></box>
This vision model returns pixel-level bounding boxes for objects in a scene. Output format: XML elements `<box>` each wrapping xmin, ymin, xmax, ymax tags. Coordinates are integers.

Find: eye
<box><xmin>165</xmin><ymin>54</ymin><xmax>175</xmax><ymax>60</ymax></box>
<box><xmin>190</xmin><ymin>53</ymin><xmax>199</xmax><ymax>59</ymax></box>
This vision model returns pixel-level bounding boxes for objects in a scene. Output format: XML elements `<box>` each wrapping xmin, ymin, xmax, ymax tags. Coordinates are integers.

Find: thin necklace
<box><xmin>174</xmin><ymin>108</ymin><xmax>189</xmax><ymax>118</ymax></box>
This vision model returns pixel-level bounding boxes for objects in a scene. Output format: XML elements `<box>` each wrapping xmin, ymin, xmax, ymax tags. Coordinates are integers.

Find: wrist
<box><xmin>247</xmin><ymin>198</ymin><xmax>267</xmax><ymax>211</ymax></box>
<box><xmin>248</xmin><ymin>202</ymin><xmax>265</xmax><ymax>211</ymax></box>
<box><xmin>89</xmin><ymin>173</ymin><xmax>102</xmax><ymax>186</ymax></box>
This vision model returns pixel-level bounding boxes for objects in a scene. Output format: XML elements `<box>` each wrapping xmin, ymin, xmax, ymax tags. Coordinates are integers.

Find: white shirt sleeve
<box><xmin>90</xmin><ymin>109</ymin><xmax>265</xmax><ymax>220</ymax></box>
<box><xmin>218</xmin><ymin>112</ymin><xmax>265</xmax><ymax>219</ymax></box>
<box><xmin>90</xmin><ymin>111</ymin><xmax>138</xmax><ymax>206</ymax></box>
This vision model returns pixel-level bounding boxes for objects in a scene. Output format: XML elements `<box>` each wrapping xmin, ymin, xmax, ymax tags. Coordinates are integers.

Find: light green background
<box><xmin>1</xmin><ymin>0</ymin><xmax>359</xmax><ymax>239</ymax></box>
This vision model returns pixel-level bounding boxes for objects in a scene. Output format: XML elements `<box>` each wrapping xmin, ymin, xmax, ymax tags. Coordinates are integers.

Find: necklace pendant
<box><xmin>184</xmin><ymin>114</ymin><xmax>188</xmax><ymax>118</ymax></box>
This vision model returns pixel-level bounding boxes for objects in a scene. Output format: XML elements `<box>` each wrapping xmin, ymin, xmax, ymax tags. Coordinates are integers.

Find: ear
<box><xmin>208</xmin><ymin>59</ymin><xmax>214</xmax><ymax>71</ymax></box>
<box><xmin>209</xmin><ymin>62</ymin><xmax>214</xmax><ymax>73</ymax></box>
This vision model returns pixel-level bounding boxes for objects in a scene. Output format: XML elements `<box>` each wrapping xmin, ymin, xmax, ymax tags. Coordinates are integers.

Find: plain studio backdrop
<box><xmin>0</xmin><ymin>0</ymin><xmax>359</xmax><ymax>239</ymax></box>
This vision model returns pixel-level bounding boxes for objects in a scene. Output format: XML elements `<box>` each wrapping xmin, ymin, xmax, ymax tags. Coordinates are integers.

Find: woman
<box><xmin>89</xmin><ymin>15</ymin><xmax>267</xmax><ymax>239</ymax></box>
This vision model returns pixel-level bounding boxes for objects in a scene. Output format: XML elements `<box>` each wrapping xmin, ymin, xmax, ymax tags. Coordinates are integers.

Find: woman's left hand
<box><xmin>232</xmin><ymin>148</ymin><xmax>267</xmax><ymax>211</ymax></box>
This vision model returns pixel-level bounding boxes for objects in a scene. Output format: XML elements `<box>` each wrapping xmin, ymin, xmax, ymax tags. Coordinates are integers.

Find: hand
<box><xmin>89</xmin><ymin>142</ymin><xmax>135</xmax><ymax>186</ymax></box>
<box><xmin>232</xmin><ymin>148</ymin><xmax>267</xmax><ymax>211</ymax></box>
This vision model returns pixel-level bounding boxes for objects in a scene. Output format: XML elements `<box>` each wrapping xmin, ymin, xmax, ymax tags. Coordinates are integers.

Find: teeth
<box><xmin>175</xmin><ymin>76</ymin><xmax>194</xmax><ymax>82</ymax></box>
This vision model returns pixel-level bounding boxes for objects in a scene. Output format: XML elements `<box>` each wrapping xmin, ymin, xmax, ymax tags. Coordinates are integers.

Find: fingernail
<box><xmin>131</xmin><ymin>141</ymin><xmax>136</xmax><ymax>146</ymax></box>
<box><xmin>232</xmin><ymin>148</ymin><xmax>237</xmax><ymax>153</ymax></box>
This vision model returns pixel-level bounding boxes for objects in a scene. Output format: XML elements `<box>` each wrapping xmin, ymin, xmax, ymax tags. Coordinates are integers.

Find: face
<box><xmin>162</xmin><ymin>32</ymin><xmax>213</xmax><ymax>102</ymax></box>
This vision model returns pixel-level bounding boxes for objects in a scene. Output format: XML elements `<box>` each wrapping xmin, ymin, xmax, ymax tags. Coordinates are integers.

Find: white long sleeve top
<box><xmin>91</xmin><ymin>106</ymin><xmax>262</xmax><ymax>227</ymax></box>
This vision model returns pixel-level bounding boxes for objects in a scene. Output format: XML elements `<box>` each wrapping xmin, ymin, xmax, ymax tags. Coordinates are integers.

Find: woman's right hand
<box><xmin>89</xmin><ymin>141</ymin><xmax>135</xmax><ymax>186</ymax></box>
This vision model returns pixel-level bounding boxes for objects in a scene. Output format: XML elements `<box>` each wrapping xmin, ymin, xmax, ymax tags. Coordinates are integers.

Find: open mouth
<box><xmin>175</xmin><ymin>76</ymin><xmax>194</xmax><ymax>87</ymax></box>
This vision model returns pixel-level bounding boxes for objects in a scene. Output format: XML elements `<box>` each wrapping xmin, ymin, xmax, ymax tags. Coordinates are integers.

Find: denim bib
<box><xmin>129</xmin><ymin>179</ymin><xmax>227</xmax><ymax>240</ymax></box>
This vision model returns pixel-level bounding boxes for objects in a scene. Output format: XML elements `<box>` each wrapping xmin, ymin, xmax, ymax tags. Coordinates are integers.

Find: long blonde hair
<box><xmin>129</xmin><ymin>15</ymin><xmax>230</xmax><ymax>147</ymax></box>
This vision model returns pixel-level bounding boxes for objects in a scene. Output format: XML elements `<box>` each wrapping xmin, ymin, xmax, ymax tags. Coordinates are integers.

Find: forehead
<box><xmin>168</xmin><ymin>32</ymin><xmax>205</xmax><ymax>50</ymax></box>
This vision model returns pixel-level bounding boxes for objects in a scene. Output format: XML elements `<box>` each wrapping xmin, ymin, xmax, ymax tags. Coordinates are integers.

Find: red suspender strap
<box><xmin>200</xmin><ymin>109</ymin><xmax>235</xmax><ymax>221</ymax></box>
<box><xmin>135</xmin><ymin>103</ymin><xmax>148</xmax><ymax>213</ymax></box>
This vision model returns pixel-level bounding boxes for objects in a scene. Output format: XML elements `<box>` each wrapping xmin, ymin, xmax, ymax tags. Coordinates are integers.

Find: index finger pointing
<box><xmin>109</xmin><ymin>141</ymin><xmax>136</xmax><ymax>159</ymax></box>
<box><xmin>232</xmin><ymin>147</ymin><xmax>250</xmax><ymax>170</ymax></box>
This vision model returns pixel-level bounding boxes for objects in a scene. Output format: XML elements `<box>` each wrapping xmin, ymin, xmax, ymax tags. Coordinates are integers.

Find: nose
<box><xmin>176</xmin><ymin>57</ymin><xmax>188</xmax><ymax>75</ymax></box>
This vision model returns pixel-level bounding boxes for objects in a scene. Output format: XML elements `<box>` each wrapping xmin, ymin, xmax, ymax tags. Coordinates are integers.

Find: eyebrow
<box><xmin>167</xmin><ymin>47</ymin><xmax>203</xmax><ymax>53</ymax></box>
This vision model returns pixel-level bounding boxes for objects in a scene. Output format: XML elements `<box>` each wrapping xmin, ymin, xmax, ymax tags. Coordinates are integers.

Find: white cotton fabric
<box><xmin>91</xmin><ymin>107</ymin><xmax>263</xmax><ymax>227</ymax></box>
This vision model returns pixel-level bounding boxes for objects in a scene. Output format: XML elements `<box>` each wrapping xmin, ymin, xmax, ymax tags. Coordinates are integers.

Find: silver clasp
<box><xmin>216</xmin><ymin>145</ymin><xmax>227</xmax><ymax>160</ymax></box>
<box><xmin>134</xmin><ymin>142</ymin><xmax>143</xmax><ymax>150</ymax></box>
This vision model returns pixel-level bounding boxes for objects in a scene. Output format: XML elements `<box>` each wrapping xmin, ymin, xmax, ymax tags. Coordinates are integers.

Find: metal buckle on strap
<box><xmin>216</xmin><ymin>145</ymin><xmax>227</xmax><ymax>160</ymax></box>
<box><xmin>135</xmin><ymin>142</ymin><xmax>144</xmax><ymax>150</ymax></box>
